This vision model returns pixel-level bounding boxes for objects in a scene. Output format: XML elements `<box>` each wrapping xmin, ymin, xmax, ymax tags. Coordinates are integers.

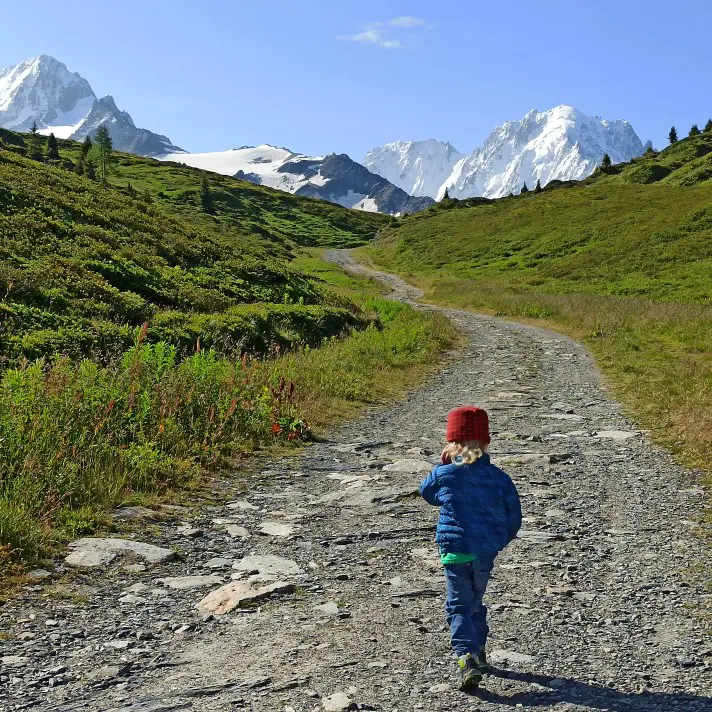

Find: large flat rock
<box><xmin>196</xmin><ymin>580</ymin><xmax>294</xmax><ymax>615</ymax></box>
<box><xmin>232</xmin><ymin>554</ymin><xmax>301</xmax><ymax>578</ymax></box>
<box><xmin>65</xmin><ymin>538</ymin><xmax>177</xmax><ymax>568</ymax></box>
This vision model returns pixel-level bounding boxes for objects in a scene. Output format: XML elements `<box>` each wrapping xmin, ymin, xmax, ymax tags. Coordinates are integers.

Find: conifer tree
<box><xmin>520</xmin><ymin>182</ymin><xmax>529</xmax><ymax>193</ymax></box>
<box><xmin>142</xmin><ymin>188</ymin><xmax>152</xmax><ymax>203</ymax></box>
<box><xmin>704</xmin><ymin>119</ymin><xmax>712</xmax><ymax>133</ymax></box>
<box><xmin>534</xmin><ymin>179</ymin><xmax>542</xmax><ymax>193</ymax></box>
<box><xmin>645</xmin><ymin>144</ymin><xmax>655</xmax><ymax>155</ymax></box>
<box><xmin>127</xmin><ymin>181</ymin><xmax>136</xmax><ymax>198</ymax></box>
<box><xmin>600</xmin><ymin>153</ymin><xmax>612</xmax><ymax>172</ymax></box>
<box><xmin>85</xmin><ymin>158</ymin><xmax>96</xmax><ymax>180</ymax></box>
<box><xmin>442</xmin><ymin>187</ymin><xmax>450</xmax><ymax>201</ymax></box>
<box><xmin>76</xmin><ymin>135</ymin><xmax>92</xmax><ymax>175</ymax></box>
<box><xmin>28</xmin><ymin>121</ymin><xmax>43</xmax><ymax>160</ymax></box>
<box><xmin>200</xmin><ymin>175</ymin><xmax>214</xmax><ymax>213</ymax></box>
<box><xmin>94</xmin><ymin>125</ymin><xmax>117</xmax><ymax>184</ymax></box>
<box><xmin>689</xmin><ymin>124</ymin><xmax>701</xmax><ymax>137</ymax></box>
<box><xmin>669</xmin><ymin>126</ymin><xmax>678</xmax><ymax>144</ymax></box>
<box><xmin>45</xmin><ymin>132</ymin><xmax>60</xmax><ymax>161</ymax></box>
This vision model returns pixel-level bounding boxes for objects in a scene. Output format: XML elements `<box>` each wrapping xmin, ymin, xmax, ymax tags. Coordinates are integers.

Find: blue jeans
<box><xmin>444</xmin><ymin>561</ymin><xmax>493</xmax><ymax>657</ymax></box>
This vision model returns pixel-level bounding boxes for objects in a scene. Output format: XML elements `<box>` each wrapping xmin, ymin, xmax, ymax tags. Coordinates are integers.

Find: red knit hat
<box><xmin>445</xmin><ymin>406</ymin><xmax>491</xmax><ymax>444</ymax></box>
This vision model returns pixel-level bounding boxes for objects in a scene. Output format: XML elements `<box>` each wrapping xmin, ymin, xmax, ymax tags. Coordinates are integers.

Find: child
<box><xmin>420</xmin><ymin>406</ymin><xmax>522</xmax><ymax>689</ymax></box>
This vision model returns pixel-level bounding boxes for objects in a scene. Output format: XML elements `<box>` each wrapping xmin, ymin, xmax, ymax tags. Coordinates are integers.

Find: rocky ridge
<box><xmin>0</xmin><ymin>253</ymin><xmax>708</xmax><ymax>711</ymax></box>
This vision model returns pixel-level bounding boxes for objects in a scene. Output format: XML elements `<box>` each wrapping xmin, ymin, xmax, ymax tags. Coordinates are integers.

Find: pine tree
<box><xmin>689</xmin><ymin>124</ymin><xmax>701</xmax><ymax>137</ymax></box>
<box><xmin>85</xmin><ymin>158</ymin><xmax>96</xmax><ymax>180</ymax></box>
<box><xmin>534</xmin><ymin>179</ymin><xmax>542</xmax><ymax>193</ymax></box>
<box><xmin>126</xmin><ymin>181</ymin><xmax>137</xmax><ymax>198</ymax></box>
<box><xmin>645</xmin><ymin>145</ymin><xmax>655</xmax><ymax>155</ymax></box>
<box><xmin>669</xmin><ymin>126</ymin><xmax>678</xmax><ymax>144</ymax></box>
<box><xmin>520</xmin><ymin>182</ymin><xmax>529</xmax><ymax>194</ymax></box>
<box><xmin>704</xmin><ymin>119</ymin><xmax>712</xmax><ymax>134</ymax></box>
<box><xmin>200</xmin><ymin>175</ymin><xmax>214</xmax><ymax>213</ymax></box>
<box><xmin>28</xmin><ymin>121</ymin><xmax>43</xmax><ymax>160</ymax></box>
<box><xmin>94</xmin><ymin>125</ymin><xmax>117</xmax><ymax>184</ymax></box>
<box><xmin>76</xmin><ymin>135</ymin><xmax>93</xmax><ymax>175</ymax></box>
<box><xmin>600</xmin><ymin>153</ymin><xmax>612</xmax><ymax>172</ymax></box>
<box><xmin>442</xmin><ymin>187</ymin><xmax>450</xmax><ymax>201</ymax></box>
<box><xmin>142</xmin><ymin>188</ymin><xmax>152</xmax><ymax>203</ymax></box>
<box><xmin>45</xmin><ymin>133</ymin><xmax>60</xmax><ymax>161</ymax></box>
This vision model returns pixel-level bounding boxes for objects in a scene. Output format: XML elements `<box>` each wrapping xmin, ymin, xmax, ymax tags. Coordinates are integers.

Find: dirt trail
<box><xmin>1</xmin><ymin>251</ymin><xmax>709</xmax><ymax>712</ymax></box>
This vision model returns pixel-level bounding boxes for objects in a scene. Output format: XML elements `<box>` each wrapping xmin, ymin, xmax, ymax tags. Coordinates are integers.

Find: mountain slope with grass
<box><xmin>0</xmin><ymin>132</ymin><xmax>460</xmax><ymax>567</ymax></box>
<box><xmin>367</xmin><ymin>130</ymin><xmax>712</xmax><ymax>477</ymax></box>
<box><xmin>0</xmin><ymin>130</ymin><xmax>389</xmax><ymax>363</ymax></box>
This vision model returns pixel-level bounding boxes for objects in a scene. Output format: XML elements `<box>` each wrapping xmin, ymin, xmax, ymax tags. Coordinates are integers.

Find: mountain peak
<box><xmin>0</xmin><ymin>55</ymin><xmax>182</xmax><ymax>155</ymax></box>
<box><xmin>439</xmin><ymin>105</ymin><xmax>644</xmax><ymax>199</ymax></box>
<box><xmin>363</xmin><ymin>139</ymin><xmax>464</xmax><ymax>198</ymax></box>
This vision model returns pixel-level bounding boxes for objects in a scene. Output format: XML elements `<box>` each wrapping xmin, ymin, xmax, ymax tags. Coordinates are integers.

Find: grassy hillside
<box><xmin>0</xmin><ymin>136</ymin><xmax>390</xmax><ymax>364</ymax></box>
<box><xmin>368</xmin><ymin>133</ymin><xmax>712</xmax><ymax>477</ymax></box>
<box><xmin>0</xmin><ymin>138</ymin><xmax>455</xmax><ymax>570</ymax></box>
<box><xmin>373</xmin><ymin>137</ymin><xmax>712</xmax><ymax>303</ymax></box>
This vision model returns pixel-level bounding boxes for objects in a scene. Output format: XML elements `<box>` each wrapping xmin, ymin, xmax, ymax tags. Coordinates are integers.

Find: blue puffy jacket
<box><xmin>419</xmin><ymin>454</ymin><xmax>522</xmax><ymax>562</ymax></box>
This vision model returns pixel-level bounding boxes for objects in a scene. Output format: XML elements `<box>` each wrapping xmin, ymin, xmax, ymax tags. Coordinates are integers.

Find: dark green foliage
<box><xmin>200</xmin><ymin>175</ymin><xmax>214</xmax><ymax>213</ymax></box>
<box><xmin>600</xmin><ymin>153</ymin><xmax>612</xmax><ymax>172</ymax></box>
<box><xmin>85</xmin><ymin>158</ymin><xmax>96</xmax><ymax>180</ymax></box>
<box><xmin>442</xmin><ymin>188</ymin><xmax>450</xmax><ymax>201</ymax></box>
<box><xmin>669</xmin><ymin>126</ymin><xmax>678</xmax><ymax>144</ymax></box>
<box><xmin>94</xmin><ymin>124</ymin><xmax>117</xmax><ymax>183</ymax></box>
<box><xmin>45</xmin><ymin>133</ymin><xmax>60</xmax><ymax>161</ymax></box>
<box><xmin>75</xmin><ymin>135</ymin><xmax>92</xmax><ymax>175</ymax></box>
<box><xmin>520</xmin><ymin>182</ymin><xmax>529</xmax><ymax>193</ymax></box>
<box><xmin>626</xmin><ymin>163</ymin><xmax>672</xmax><ymax>184</ymax></box>
<box><xmin>0</xmin><ymin>145</ymin><xmax>383</xmax><ymax>362</ymax></box>
<box><xmin>534</xmin><ymin>179</ymin><xmax>542</xmax><ymax>193</ymax></box>
<box><xmin>126</xmin><ymin>181</ymin><xmax>136</xmax><ymax>198</ymax></box>
<box><xmin>690</xmin><ymin>124</ymin><xmax>701</xmax><ymax>137</ymax></box>
<box><xmin>27</xmin><ymin>122</ymin><xmax>43</xmax><ymax>161</ymax></box>
<box><xmin>705</xmin><ymin>119</ymin><xmax>712</xmax><ymax>134</ymax></box>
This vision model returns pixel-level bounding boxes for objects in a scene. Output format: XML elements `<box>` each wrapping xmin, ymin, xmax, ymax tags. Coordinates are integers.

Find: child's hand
<box><xmin>441</xmin><ymin>449</ymin><xmax>452</xmax><ymax>465</ymax></box>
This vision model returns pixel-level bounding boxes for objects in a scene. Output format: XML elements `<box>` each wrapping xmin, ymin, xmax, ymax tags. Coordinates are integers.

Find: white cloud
<box><xmin>339</xmin><ymin>16</ymin><xmax>428</xmax><ymax>49</ymax></box>
<box><xmin>389</xmin><ymin>16</ymin><xmax>426</xmax><ymax>28</ymax></box>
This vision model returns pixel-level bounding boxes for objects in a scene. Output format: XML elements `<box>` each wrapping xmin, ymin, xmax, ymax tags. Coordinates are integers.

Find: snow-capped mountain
<box><xmin>0</xmin><ymin>55</ymin><xmax>182</xmax><ymax>156</ymax></box>
<box><xmin>161</xmin><ymin>146</ymin><xmax>434</xmax><ymax>215</ymax></box>
<box><xmin>440</xmin><ymin>106</ymin><xmax>644</xmax><ymax>199</ymax></box>
<box><xmin>363</xmin><ymin>140</ymin><xmax>463</xmax><ymax>198</ymax></box>
<box><xmin>366</xmin><ymin>106</ymin><xmax>644</xmax><ymax>200</ymax></box>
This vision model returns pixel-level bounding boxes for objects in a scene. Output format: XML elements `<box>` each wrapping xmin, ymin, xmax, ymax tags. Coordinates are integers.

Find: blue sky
<box><xmin>2</xmin><ymin>0</ymin><xmax>711</xmax><ymax>157</ymax></box>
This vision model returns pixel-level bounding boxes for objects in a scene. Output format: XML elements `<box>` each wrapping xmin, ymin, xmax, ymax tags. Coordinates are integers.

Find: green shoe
<box><xmin>457</xmin><ymin>653</ymin><xmax>483</xmax><ymax>689</ymax></box>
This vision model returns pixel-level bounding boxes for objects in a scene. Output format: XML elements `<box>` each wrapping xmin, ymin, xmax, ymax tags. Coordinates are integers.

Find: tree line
<box><xmin>8</xmin><ymin>122</ymin><xmax>215</xmax><ymax>212</ymax></box>
<box><xmin>668</xmin><ymin>118</ymin><xmax>712</xmax><ymax>144</ymax></box>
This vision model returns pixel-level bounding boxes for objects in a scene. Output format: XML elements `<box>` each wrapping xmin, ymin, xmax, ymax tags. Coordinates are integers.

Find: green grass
<box><xmin>0</xmin><ymin>137</ymin><xmax>455</xmax><ymax>567</ymax></box>
<box><xmin>0</xmin><ymin>134</ymin><xmax>387</xmax><ymax>364</ymax></box>
<box><xmin>367</xmin><ymin>133</ymin><xmax>712</xmax><ymax>481</ymax></box>
<box><xmin>0</xmin><ymin>300</ymin><xmax>456</xmax><ymax>563</ymax></box>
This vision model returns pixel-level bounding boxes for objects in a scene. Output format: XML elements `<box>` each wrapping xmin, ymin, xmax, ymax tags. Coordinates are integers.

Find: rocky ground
<box><xmin>1</xmin><ymin>252</ymin><xmax>709</xmax><ymax>712</ymax></box>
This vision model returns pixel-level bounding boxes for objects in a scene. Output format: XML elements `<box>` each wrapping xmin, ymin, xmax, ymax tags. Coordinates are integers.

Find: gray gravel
<box><xmin>1</xmin><ymin>251</ymin><xmax>709</xmax><ymax>711</ymax></box>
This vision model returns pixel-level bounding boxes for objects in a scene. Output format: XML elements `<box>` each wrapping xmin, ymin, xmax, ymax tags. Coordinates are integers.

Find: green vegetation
<box><xmin>0</xmin><ymin>138</ymin><xmax>388</xmax><ymax>364</ymax></box>
<box><xmin>368</xmin><ymin>131</ymin><xmax>712</xmax><ymax>479</ymax></box>
<box><xmin>0</xmin><ymin>132</ymin><xmax>454</xmax><ymax>568</ymax></box>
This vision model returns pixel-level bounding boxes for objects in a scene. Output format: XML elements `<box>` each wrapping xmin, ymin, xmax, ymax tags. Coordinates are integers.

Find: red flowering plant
<box><xmin>269</xmin><ymin>375</ymin><xmax>309</xmax><ymax>441</ymax></box>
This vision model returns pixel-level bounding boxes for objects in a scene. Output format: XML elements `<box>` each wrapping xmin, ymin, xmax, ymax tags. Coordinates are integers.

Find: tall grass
<box><xmin>0</xmin><ymin>301</ymin><xmax>456</xmax><ymax>564</ymax></box>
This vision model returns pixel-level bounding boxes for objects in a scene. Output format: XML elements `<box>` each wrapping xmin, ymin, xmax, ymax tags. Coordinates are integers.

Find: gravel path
<box><xmin>1</xmin><ymin>251</ymin><xmax>709</xmax><ymax>712</ymax></box>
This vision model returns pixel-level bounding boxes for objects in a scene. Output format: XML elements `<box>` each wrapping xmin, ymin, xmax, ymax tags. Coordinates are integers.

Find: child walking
<box><xmin>420</xmin><ymin>406</ymin><xmax>522</xmax><ymax>689</ymax></box>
